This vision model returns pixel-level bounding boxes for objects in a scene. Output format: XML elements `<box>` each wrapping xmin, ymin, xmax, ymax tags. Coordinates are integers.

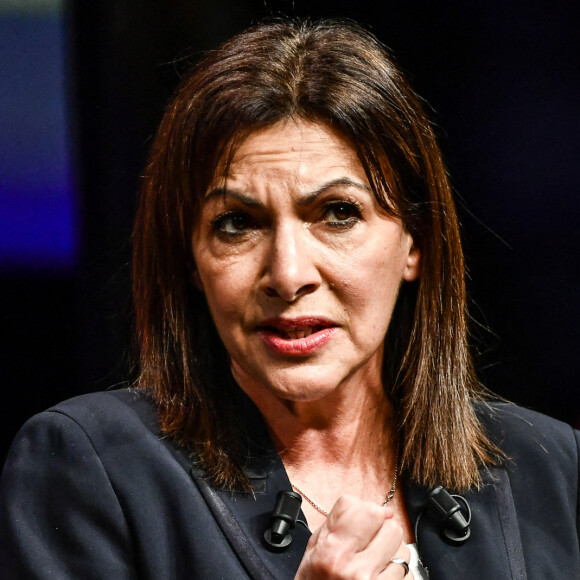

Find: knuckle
<box><xmin>305</xmin><ymin>532</ymin><xmax>320</xmax><ymax>550</ymax></box>
<box><xmin>399</xmin><ymin>544</ymin><xmax>411</xmax><ymax>561</ymax></box>
<box><xmin>333</xmin><ymin>495</ymin><xmax>385</xmax><ymax>519</ymax></box>
<box><xmin>383</xmin><ymin>518</ymin><xmax>404</xmax><ymax>539</ymax></box>
<box><xmin>334</xmin><ymin>494</ymin><xmax>357</xmax><ymax>511</ymax></box>
<box><xmin>366</xmin><ymin>502</ymin><xmax>387</xmax><ymax>520</ymax></box>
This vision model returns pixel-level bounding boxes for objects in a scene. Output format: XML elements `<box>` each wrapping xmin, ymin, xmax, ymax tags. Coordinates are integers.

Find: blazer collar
<box><xmin>403</xmin><ymin>466</ymin><xmax>527</xmax><ymax>579</ymax></box>
<box><xmin>189</xmin><ymin>430</ymin><xmax>310</xmax><ymax>580</ymax></box>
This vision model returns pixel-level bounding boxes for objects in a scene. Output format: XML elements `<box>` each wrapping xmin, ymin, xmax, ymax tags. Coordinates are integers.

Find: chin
<box><xmin>261</xmin><ymin>369</ymin><xmax>346</xmax><ymax>402</ymax></box>
<box><xmin>275</xmin><ymin>385</ymin><xmax>333</xmax><ymax>403</ymax></box>
<box><xmin>231</xmin><ymin>356</ymin><xmax>362</xmax><ymax>406</ymax></box>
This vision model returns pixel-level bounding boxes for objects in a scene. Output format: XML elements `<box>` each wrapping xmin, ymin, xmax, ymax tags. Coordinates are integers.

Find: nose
<box><xmin>261</xmin><ymin>222</ymin><xmax>321</xmax><ymax>302</ymax></box>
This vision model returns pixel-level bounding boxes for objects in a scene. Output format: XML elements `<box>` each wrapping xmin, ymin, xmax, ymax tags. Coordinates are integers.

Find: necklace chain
<box><xmin>291</xmin><ymin>452</ymin><xmax>400</xmax><ymax>518</ymax></box>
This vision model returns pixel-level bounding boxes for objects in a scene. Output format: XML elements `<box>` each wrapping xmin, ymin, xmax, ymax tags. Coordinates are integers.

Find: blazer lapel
<box><xmin>189</xmin><ymin>452</ymin><xmax>310</xmax><ymax>580</ymax></box>
<box><xmin>404</xmin><ymin>466</ymin><xmax>527</xmax><ymax>579</ymax></box>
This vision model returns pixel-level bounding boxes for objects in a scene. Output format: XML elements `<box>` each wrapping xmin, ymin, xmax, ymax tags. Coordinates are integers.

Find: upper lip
<box><xmin>256</xmin><ymin>316</ymin><xmax>337</xmax><ymax>331</ymax></box>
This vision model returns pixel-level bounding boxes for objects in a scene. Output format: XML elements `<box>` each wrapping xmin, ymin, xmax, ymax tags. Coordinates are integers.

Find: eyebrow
<box><xmin>296</xmin><ymin>177</ymin><xmax>373</xmax><ymax>206</ymax></box>
<box><xmin>203</xmin><ymin>187</ymin><xmax>262</xmax><ymax>207</ymax></box>
<box><xmin>204</xmin><ymin>177</ymin><xmax>372</xmax><ymax>207</ymax></box>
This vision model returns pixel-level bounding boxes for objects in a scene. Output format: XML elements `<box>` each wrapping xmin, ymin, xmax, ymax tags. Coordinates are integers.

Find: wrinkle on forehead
<box><xmin>209</xmin><ymin>118</ymin><xmax>367</xmax><ymax>193</ymax></box>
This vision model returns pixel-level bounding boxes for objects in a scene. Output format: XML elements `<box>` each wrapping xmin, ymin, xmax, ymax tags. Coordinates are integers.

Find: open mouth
<box><xmin>262</xmin><ymin>325</ymin><xmax>326</xmax><ymax>340</ymax></box>
<box><xmin>256</xmin><ymin>317</ymin><xmax>338</xmax><ymax>354</ymax></box>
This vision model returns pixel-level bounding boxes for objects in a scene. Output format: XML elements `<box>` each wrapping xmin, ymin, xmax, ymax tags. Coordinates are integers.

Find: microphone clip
<box><xmin>425</xmin><ymin>486</ymin><xmax>471</xmax><ymax>545</ymax></box>
<box><xmin>263</xmin><ymin>490</ymin><xmax>303</xmax><ymax>551</ymax></box>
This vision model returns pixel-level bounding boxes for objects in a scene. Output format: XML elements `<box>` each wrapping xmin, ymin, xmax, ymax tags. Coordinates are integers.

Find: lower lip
<box><xmin>257</xmin><ymin>327</ymin><xmax>338</xmax><ymax>356</ymax></box>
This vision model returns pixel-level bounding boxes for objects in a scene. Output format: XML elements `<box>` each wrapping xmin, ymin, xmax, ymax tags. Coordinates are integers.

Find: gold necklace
<box><xmin>291</xmin><ymin>453</ymin><xmax>400</xmax><ymax>518</ymax></box>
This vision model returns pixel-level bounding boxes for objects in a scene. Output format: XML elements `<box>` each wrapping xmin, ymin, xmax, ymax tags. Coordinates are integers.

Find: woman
<box><xmin>1</xmin><ymin>19</ymin><xmax>578</xmax><ymax>579</ymax></box>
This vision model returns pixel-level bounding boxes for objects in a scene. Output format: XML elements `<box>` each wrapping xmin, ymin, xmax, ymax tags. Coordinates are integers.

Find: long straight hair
<box><xmin>133</xmin><ymin>19</ymin><xmax>500</xmax><ymax>492</ymax></box>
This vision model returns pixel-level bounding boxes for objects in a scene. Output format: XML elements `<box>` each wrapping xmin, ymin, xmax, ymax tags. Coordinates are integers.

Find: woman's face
<box><xmin>192</xmin><ymin>119</ymin><xmax>419</xmax><ymax>407</ymax></box>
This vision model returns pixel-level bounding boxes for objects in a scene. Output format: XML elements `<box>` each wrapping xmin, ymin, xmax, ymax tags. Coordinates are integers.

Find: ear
<box><xmin>402</xmin><ymin>242</ymin><xmax>421</xmax><ymax>282</ymax></box>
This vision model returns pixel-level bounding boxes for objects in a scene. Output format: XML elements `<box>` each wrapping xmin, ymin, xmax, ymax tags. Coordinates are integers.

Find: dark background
<box><xmin>1</xmin><ymin>0</ymin><xmax>578</xmax><ymax>465</ymax></box>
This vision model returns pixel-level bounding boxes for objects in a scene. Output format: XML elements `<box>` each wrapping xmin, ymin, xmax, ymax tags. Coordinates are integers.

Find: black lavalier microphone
<box><xmin>264</xmin><ymin>491</ymin><xmax>303</xmax><ymax>550</ymax></box>
<box><xmin>425</xmin><ymin>486</ymin><xmax>471</xmax><ymax>544</ymax></box>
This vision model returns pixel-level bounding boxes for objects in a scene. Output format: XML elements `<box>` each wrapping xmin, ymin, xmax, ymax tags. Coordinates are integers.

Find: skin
<box><xmin>192</xmin><ymin>118</ymin><xmax>419</xmax><ymax>578</ymax></box>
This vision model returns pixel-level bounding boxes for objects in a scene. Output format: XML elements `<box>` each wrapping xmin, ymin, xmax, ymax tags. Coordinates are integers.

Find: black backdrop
<box><xmin>2</xmin><ymin>0</ymin><xmax>578</xmax><ymax>464</ymax></box>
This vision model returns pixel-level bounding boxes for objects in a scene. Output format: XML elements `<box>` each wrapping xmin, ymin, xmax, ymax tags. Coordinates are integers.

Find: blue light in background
<box><xmin>0</xmin><ymin>4</ymin><xmax>77</xmax><ymax>270</ymax></box>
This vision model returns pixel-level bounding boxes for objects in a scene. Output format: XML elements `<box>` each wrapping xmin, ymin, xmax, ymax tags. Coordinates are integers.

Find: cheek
<box><xmin>197</xmin><ymin>257</ymin><xmax>255</xmax><ymax>323</ymax></box>
<box><xmin>333</xmin><ymin>245</ymin><xmax>407</xmax><ymax>331</ymax></box>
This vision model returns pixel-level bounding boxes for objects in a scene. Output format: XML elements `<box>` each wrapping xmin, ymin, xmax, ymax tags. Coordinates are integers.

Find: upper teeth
<box><xmin>283</xmin><ymin>327</ymin><xmax>313</xmax><ymax>339</ymax></box>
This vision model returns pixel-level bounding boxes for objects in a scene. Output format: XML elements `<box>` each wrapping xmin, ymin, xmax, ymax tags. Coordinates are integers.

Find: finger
<box><xmin>380</xmin><ymin>544</ymin><xmax>412</xmax><ymax>579</ymax></box>
<box><xmin>296</xmin><ymin>502</ymin><xmax>404</xmax><ymax>580</ymax></box>
<box><xmin>304</xmin><ymin>519</ymin><xmax>323</xmax><ymax>550</ymax></box>
<box><xmin>338</xmin><ymin>519</ymin><xmax>404</xmax><ymax>578</ymax></box>
<box><xmin>383</xmin><ymin>559</ymin><xmax>413</xmax><ymax>579</ymax></box>
<box><xmin>322</xmin><ymin>496</ymin><xmax>393</xmax><ymax>553</ymax></box>
<box><xmin>364</xmin><ymin>519</ymin><xmax>406</xmax><ymax>568</ymax></box>
<box><xmin>327</xmin><ymin>494</ymin><xmax>395</xmax><ymax>522</ymax></box>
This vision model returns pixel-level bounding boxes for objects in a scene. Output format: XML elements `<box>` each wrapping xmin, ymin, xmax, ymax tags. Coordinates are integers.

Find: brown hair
<box><xmin>133</xmin><ymin>18</ymin><xmax>500</xmax><ymax>492</ymax></box>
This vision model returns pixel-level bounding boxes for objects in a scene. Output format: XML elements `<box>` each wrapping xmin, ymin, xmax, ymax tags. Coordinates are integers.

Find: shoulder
<box><xmin>43</xmin><ymin>387</ymin><xmax>159</xmax><ymax>431</ymax></box>
<box><xmin>1</xmin><ymin>387</ymin><xmax>197</xmax><ymax>528</ymax></box>
<box><xmin>12</xmin><ymin>388</ymin><xmax>159</xmax><ymax>449</ymax></box>
<box><xmin>476</xmin><ymin>401</ymin><xmax>579</xmax><ymax>463</ymax></box>
<box><xmin>0</xmin><ymin>392</ymin><xmax>226</xmax><ymax>577</ymax></box>
<box><xmin>0</xmin><ymin>390</ymin><xmax>156</xmax><ymax>576</ymax></box>
<box><xmin>476</xmin><ymin>402</ymin><xmax>579</xmax><ymax>506</ymax></box>
<box><xmin>2</xmin><ymin>388</ymin><xmax>188</xmax><ymax>481</ymax></box>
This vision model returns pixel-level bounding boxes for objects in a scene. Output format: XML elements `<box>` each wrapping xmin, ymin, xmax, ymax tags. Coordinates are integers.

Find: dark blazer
<box><xmin>0</xmin><ymin>389</ymin><xmax>578</xmax><ymax>579</ymax></box>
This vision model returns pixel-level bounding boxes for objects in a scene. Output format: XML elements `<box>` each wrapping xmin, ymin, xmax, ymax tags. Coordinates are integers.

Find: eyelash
<box><xmin>210</xmin><ymin>211</ymin><xmax>256</xmax><ymax>239</ymax></box>
<box><xmin>209</xmin><ymin>200</ymin><xmax>363</xmax><ymax>239</ymax></box>
<box><xmin>322</xmin><ymin>200</ymin><xmax>363</xmax><ymax>228</ymax></box>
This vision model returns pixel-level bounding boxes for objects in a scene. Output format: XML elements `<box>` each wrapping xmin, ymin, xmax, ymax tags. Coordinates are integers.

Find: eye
<box><xmin>323</xmin><ymin>201</ymin><xmax>362</xmax><ymax>228</ymax></box>
<box><xmin>211</xmin><ymin>211</ymin><xmax>256</xmax><ymax>238</ymax></box>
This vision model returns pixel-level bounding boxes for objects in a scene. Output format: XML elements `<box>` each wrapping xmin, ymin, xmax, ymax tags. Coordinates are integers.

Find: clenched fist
<box><xmin>295</xmin><ymin>495</ymin><xmax>412</xmax><ymax>579</ymax></box>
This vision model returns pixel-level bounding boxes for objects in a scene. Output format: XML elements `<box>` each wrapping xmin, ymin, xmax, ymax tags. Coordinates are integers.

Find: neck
<box><xmin>234</xmin><ymin>364</ymin><xmax>395</xmax><ymax>468</ymax></box>
<box><xmin>234</xmin><ymin>365</ymin><xmax>408</xmax><ymax>535</ymax></box>
<box><xmin>273</xmin><ymin>391</ymin><xmax>395</xmax><ymax>472</ymax></box>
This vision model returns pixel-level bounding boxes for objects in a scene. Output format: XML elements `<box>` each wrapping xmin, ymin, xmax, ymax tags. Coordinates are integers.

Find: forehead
<box><xmin>209</xmin><ymin>119</ymin><xmax>367</xmax><ymax>187</ymax></box>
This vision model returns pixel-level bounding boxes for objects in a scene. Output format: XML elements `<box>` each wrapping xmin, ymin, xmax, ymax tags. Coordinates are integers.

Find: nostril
<box><xmin>263</xmin><ymin>282</ymin><xmax>317</xmax><ymax>303</ymax></box>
